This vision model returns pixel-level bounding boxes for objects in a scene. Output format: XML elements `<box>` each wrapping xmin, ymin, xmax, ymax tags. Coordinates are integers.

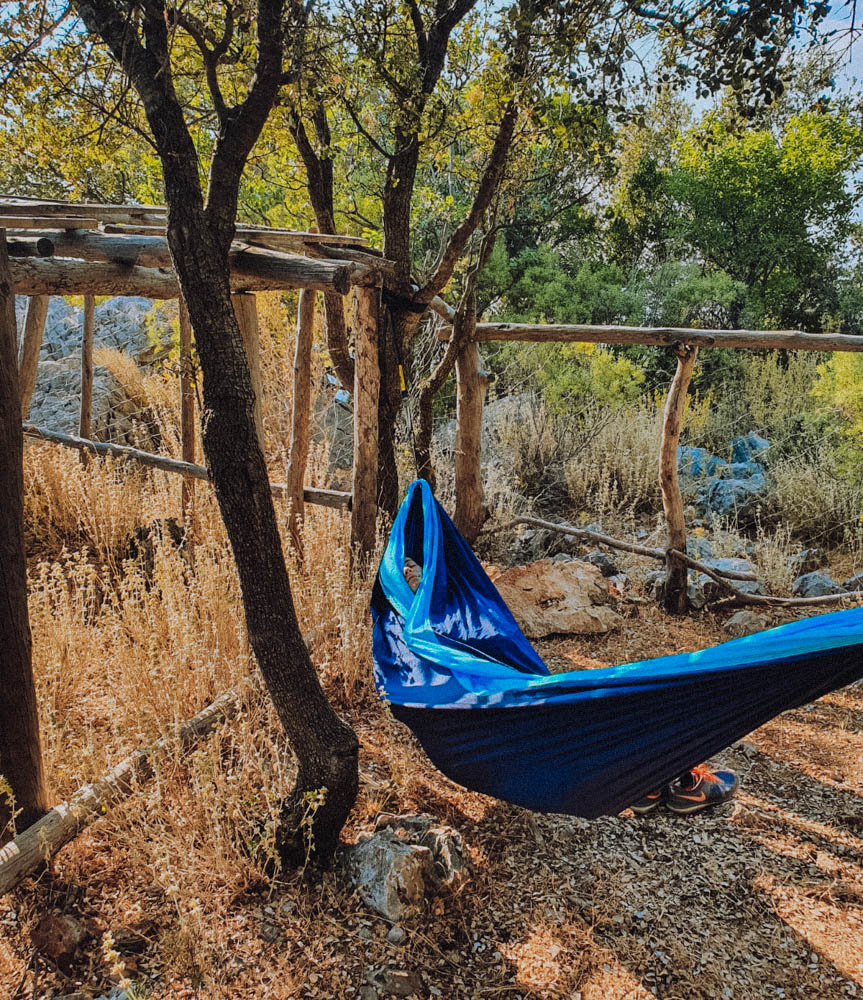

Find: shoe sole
<box><xmin>666</xmin><ymin>797</ymin><xmax>733</xmax><ymax>815</ymax></box>
<box><xmin>630</xmin><ymin>801</ymin><xmax>662</xmax><ymax>815</ymax></box>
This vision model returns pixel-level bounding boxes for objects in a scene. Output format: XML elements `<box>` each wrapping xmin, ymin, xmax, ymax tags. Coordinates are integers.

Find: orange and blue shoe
<box><xmin>629</xmin><ymin>787</ymin><xmax>665</xmax><ymax>815</ymax></box>
<box><xmin>666</xmin><ymin>765</ymin><xmax>737</xmax><ymax>814</ymax></box>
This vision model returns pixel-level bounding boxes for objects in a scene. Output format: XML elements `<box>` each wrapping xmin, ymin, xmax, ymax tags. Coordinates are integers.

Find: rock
<box><xmin>259</xmin><ymin>922</ymin><xmax>281</xmax><ymax>943</ymax></box>
<box><xmin>677</xmin><ymin>446</ymin><xmax>714</xmax><ymax>477</ymax></box>
<box><xmin>644</xmin><ymin>569</ymin><xmax>666</xmax><ymax>598</ymax></box>
<box><xmin>842</xmin><ymin>570</ymin><xmax>863</xmax><ymax>592</ymax></box>
<box><xmin>343</xmin><ymin>830</ymin><xmax>434</xmax><ymax>921</ymax></box>
<box><xmin>582</xmin><ymin>550</ymin><xmax>618</xmax><ymax>577</ymax></box>
<box><xmin>792</xmin><ymin>572</ymin><xmax>841</xmax><ymax>598</ymax></box>
<box><xmin>727</xmin><ymin>461</ymin><xmax>763</xmax><ymax>479</ymax></box>
<box><xmin>687</xmin><ymin>558</ymin><xmax>766</xmax><ymax>609</ymax></box>
<box><xmin>493</xmin><ymin>559</ymin><xmax>622</xmax><ymax>637</ymax></box>
<box><xmin>686</xmin><ymin>536</ymin><xmax>713</xmax><ymax>561</ymax></box>
<box><xmin>359</xmin><ymin>924</ymin><xmax>373</xmax><ymax>940</ymax></box>
<box><xmin>696</xmin><ymin>475</ymin><xmax>766</xmax><ymax>522</ymax></box>
<box><xmin>364</xmin><ymin>967</ymin><xmax>425</xmax><ymax>998</ymax></box>
<box><xmin>513</xmin><ymin>522</ymin><xmax>581</xmax><ymax>563</ymax></box>
<box><xmin>386</xmin><ymin>925</ymin><xmax>407</xmax><ymax>945</ymax></box>
<box><xmin>374</xmin><ymin>814</ymin><xmax>466</xmax><ymax>891</ymax></box>
<box><xmin>723</xmin><ymin>611</ymin><xmax>768</xmax><ymax>637</ymax></box>
<box><xmin>790</xmin><ymin>548</ymin><xmax>826</xmax><ymax>577</ymax></box>
<box><xmin>358</xmin><ymin>987</ymin><xmax>379</xmax><ymax>1000</ymax></box>
<box><xmin>31</xmin><ymin>913</ymin><xmax>88</xmax><ymax>965</ymax></box>
<box><xmin>731</xmin><ymin>432</ymin><xmax>770</xmax><ymax>464</ymax></box>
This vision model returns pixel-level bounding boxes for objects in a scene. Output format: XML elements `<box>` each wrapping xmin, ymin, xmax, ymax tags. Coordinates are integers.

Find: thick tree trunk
<box><xmin>165</xmin><ymin>203</ymin><xmax>357</xmax><ymax>866</ymax></box>
<box><xmin>78</xmin><ymin>294</ymin><xmax>95</xmax><ymax>462</ymax></box>
<box><xmin>179</xmin><ymin>299</ymin><xmax>195</xmax><ymax>523</ymax></box>
<box><xmin>17</xmin><ymin>294</ymin><xmax>49</xmax><ymax>420</ymax></box>
<box><xmin>0</xmin><ymin>232</ymin><xmax>49</xmax><ymax>839</ymax></box>
<box><xmin>231</xmin><ymin>293</ymin><xmax>265</xmax><ymax>453</ymax></box>
<box><xmin>286</xmin><ymin>288</ymin><xmax>316</xmax><ymax>556</ymax></box>
<box><xmin>660</xmin><ymin>345</ymin><xmax>698</xmax><ymax>614</ymax></box>
<box><xmin>454</xmin><ymin>338</ymin><xmax>489</xmax><ymax>543</ymax></box>
<box><xmin>351</xmin><ymin>287</ymin><xmax>381</xmax><ymax>561</ymax></box>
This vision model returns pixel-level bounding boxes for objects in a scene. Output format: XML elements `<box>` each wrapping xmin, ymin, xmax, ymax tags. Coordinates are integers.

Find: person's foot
<box><xmin>666</xmin><ymin>765</ymin><xmax>737</xmax><ymax>814</ymax></box>
<box><xmin>630</xmin><ymin>787</ymin><xmax>665</xmax><ymax>815</ymax></box>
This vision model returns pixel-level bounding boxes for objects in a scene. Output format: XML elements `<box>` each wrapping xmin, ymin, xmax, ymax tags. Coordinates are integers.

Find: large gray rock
<box><xmin>687</xmin><ymin>558</ymin><xmax>766</xmax><ymax>609</ymax></box>
<box><xmin>731</xmin><ymin>432</ymin><xmax>770</xmax><ymax>463</ymax></box>
<box><xmin>26</xmin><ymin>357</ymin><xmax>153</xmax><ymax>446</ymax></box>
<box><xmin>842</xmin><ymin>571</ymin><xmax>863</xmax><ymax>593</ymax></box>
<box><xmin>375</xmin><ymin>814</ymin><xmax>466</xmax><ymax>891</ymax></box>
<box><xmin>493</xmin><ymin>559</ymin><xmax>622</xmax><ymax>637</ymax></box>
<box><xmin>723</xmin><ymin>610</ymin><xmax>768</xmax><ymax>637</ymax></box>
<box><xmin>790</xmin><ymin>548</ymin><xmax>826</xmax><ymax>577</ymax></box>
<box><xmin>581</xmin><ymin>550</ymin><xmax>619</xmax><ymax>577</ymax></box>
<box><xmin>696</xmin><ymin>475</ymin><xmax>767</xmax><ymax>522</ymax></box>
<box><xmin>792</xmin><ymin>572</ymin><xmax>841</xmax><ymax>598</ymax></box>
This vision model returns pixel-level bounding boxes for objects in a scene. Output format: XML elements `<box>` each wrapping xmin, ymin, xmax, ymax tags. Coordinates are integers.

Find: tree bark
<box><xmin>351</xmin><ymin>287</ymin><xmax>381</xmax><ymax>562</ymax></box>
<box><xmin>660</xmin><ymin>345</ymin><xmax>698</xmax><ymax>614</ymax></box>
<box><xmin>179</xmin><ymin>299</ymin><xmax>195</xmax><ymax>523</ymax></box>
<box><xmin>17</xmin><ymin>294</ymin><xmax>49</xmax><ymax>420</ymax></box>
<box><xmin>231</xmin><ymin>293</ymin><xmax>265</xmax><ymax>453</ymax></box>
<box><xmin>286</xmin><ymin>288</ymin><xmax>316</xmax><ymax>556</ymax></box>
<box><xmin>0</xmin><ymin>231</ymin><xmax>49</xmax><ymax>839</ymax></box>
<box><xmin>78</xmin><ymin>294</ymin><xmax>95</xmax><ymax>462</ymax></box>
<box><xmin>454</xmin><ymin>337</ymin><xmax>488</xmax><ymax>543</ymax></box>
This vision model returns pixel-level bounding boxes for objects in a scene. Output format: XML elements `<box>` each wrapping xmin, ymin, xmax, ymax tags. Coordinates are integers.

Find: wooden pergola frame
<box><xmin>3</xmin><ymin>197</ymin><xmax>393</xmax><ymax>554</ymax></box>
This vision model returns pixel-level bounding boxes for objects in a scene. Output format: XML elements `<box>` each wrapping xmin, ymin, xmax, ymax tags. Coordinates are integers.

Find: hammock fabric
<box><xmin>371</xmin><ymin>480</ymin><xmax>863</xmax><ymax>818</ymax></box>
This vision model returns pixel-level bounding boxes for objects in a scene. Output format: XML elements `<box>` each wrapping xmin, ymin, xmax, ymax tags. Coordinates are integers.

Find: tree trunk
<box><xmin>179</xmin><ymin>299</ymin><xmax>195</xmax><ymax>523</ymax></box>
<box><xmin>165</xmin><ymin>202</ymin><xmax>358</xmax><ymax>866</ymax></box>
<box><xmin>18</xmin><ymin>294</ymin><xmax>49</xmax><ymax>420</ymax></box>
<box><xmin>231</xmin><ymin>293</ymin><xmax>265</xmax><ymax>453</ymax></box>
<box><xmin>286</xmin><ymin>288</ymin><xmax>316</xmax><ymax>556</ymax></box>
<box><xmin>351</xmin><ymin>287</ymin><xmax>381</xmax><ymax>561</ymax></box>
<box><xmin>660</xmin><ymin>345</ymin><xmax>698</xmax><ymax>615</ymax></box>
<box><xmin>0</xmin><ymin>231</ymin><xmax>49</xmax><ymax>839</ymax></box>
<box><xmin>454</xmin><ymin>338</ymin><xmax>489</xmax><ymax>543</ymax></box>
<box><xmin>78</xmin><ymin>294</ymin><xmax>95</xmax><ymax>463</ymax></box>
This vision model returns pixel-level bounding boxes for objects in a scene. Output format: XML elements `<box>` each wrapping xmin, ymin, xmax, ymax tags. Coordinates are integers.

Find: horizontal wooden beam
<box><xmin>0</xmin><ymin>216</ymin><xmax>99</xmax><ymax>230</ymax></box>
<box><xmin>23</xmin><ymin>425</ymin><xmax>352</xmax><ymax>511</ymax></box>
<box><xmin>102</xmin><ymin>223</ymin><xmax>369</xmax><ymax>250</ymax></box>
<box><xmin>441</xmin><ymin>322</ymin><xmax>863</xmax><ymax>352</ymax></box>
<box><xmin>6</xmin><ymin>236</ymin><xmax>54</xmax><ymax>258</ymax></box>
<box><xmin>8</xmin><ymin>252</ymin><xmax>367</xmax><ymax>297</ymax></box>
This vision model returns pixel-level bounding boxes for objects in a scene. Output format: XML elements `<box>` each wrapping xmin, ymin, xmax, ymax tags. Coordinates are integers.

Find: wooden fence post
<box><xmin>231</xmin><ymin>292</ymin><xmax>265</xmax><ymax>453</ymax></box>
<box><xmin>351</xmin><ymin>286</ymin><xmax>380</xmax><ymax>562</ymax></box>
<box><xmin>454</xmin><ymin>339</ymin><xmax>488</xmax><ymax>543</ymax></box>
<box><xmin>18</xmin><ymin>294</ymin><xmax>49</xmax><ymax>419</ymax></box>
<box><xmin>78</xmin><ymin>294</ymin><xmax>95</xmax><ymax>463</ymax></box>
<box><xmin>286</xmin><ymin>288</ymin><xmax>317</xmax><ymax>557</ymax></box>
<box><xmin>659</xmin><ymin>344</ymin><xmax>699</xmax><ymax>614</ymax></box>
<box><xmin>179</xmin><ymin>299</ymin><xmax>195</xmax><ymax>523</ymax></box>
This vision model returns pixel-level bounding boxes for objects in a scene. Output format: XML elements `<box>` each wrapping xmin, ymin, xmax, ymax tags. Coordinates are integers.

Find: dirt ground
<box><xmin>2</xmin><ymin>604</ymin><xmax>862</xmax><ymax>1000</ymax></box>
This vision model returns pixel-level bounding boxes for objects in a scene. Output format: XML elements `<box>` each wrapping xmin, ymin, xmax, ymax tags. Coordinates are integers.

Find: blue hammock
<box><xmin>371</xmin><ymin>480</ymin><xmax>863</xmax><ymax>818</ymax></box>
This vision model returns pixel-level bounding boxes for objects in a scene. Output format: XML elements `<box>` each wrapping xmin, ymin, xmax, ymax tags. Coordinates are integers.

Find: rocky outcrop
<box><xmin>493</xmin><ymin>559</ymin><xmax>622</xmax><ymax>637</ymax></box>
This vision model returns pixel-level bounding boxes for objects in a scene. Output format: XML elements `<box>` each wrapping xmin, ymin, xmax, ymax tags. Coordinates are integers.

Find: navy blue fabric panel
<box><xmin>392</xmin><ymin>645</ymin><xmax>863</xmax><ymax>817</ymax></box>
<box><xmin>372</xmin><ymin>480</ymin><xmax>863</xmax><ymax>816</ymax></box>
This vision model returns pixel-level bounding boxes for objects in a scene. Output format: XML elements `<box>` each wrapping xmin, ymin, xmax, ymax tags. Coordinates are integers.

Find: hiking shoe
<box><xmin>629</xmin><ymin>788</ymin><xmax>665</xmax><ymax>815</ymax></box>
<box><xmin>666</xmin><ymin>765</ymin><xmax>737</xmax><ymax>814</ymax></box>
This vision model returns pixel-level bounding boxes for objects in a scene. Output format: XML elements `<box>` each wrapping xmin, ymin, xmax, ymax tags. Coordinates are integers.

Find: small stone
<box><xmin>343</xmin><ymin>831</ymin><xmax>434</xmax><ymax>921</ymax></box>
<box><xmin>358</xmin><ymin>987</ymin><xmax>378</xmax><ymax>1000</ymax></box>
<box><xmin>2</xmin><ymin>909</ymin><xmax>17</xmax><ymax>925</ymax></box>
<box><xmin>31</xmin><ymin>913</ymin><xmax>88</xmax><ymax>965</ymax></box>
<box><xmin>365</xmin><ymin>967</ymin><xmax>425</xmax><ymax>997</ymax></box>
<box><xmin>582</xmin><ymin>550</ymin><xmax>619</xmax><ymax>577</ymax></box>
<box><xmin>359</xmin><ymin>924</ymin><xmax>374</xmax><ymax>940</ymax></box>
<box><xmin>259</xmin><ymin>922</ymin><xmax>280</xmax><ymax>943</ymax></box>
<box><xmin>723</xmin><ymin>610</ymin><xmax>768</xmax><ymax>638</ymax></box>
<box><xmin>386</xmin><ymin>925</ymin><xmax>407</xmax><ymax>945</ymax></box>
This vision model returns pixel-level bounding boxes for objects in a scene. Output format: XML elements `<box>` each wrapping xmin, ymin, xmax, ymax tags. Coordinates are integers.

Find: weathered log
<box><xmin>0</xmin><ymin>686</ymin><xmax>246</xmax><ymax>897</ymax></box>
<box><xmin>178</xmin><ymin>300</ymin><xmax>195</xmax><ymax>521</ymax></box>
<box><xmin>22</xmin><ymin>425</ymin><xmax>352</xmax><ymax>510</ymax></box>
<box><xmin>286</xmin><ymin>289</ymin><xmax>316</xmax><ymax>555</ymax></box>
<box><xmin>439</xmin><ymin>321</ymin><xmax>863</xmax><ymax>353</ymax></box>
<box><xmin>6</xmin><ymin>236</ymin><xmax>54</xmax><ymax>258</ymax></box>
<box><xmin>0</xmin><ymin>199</ymin><xmax>166</xmax><ymax>227</ymax></box>
<box><xmin>231</xmin><ymin>293</ymin><xmax>265</xmax><ymax>452</ymax></box>
<box><xmin>486</xmin><ymin>516</ymin><xmax>759</xmax><ymax>581</ymax></box>
<box><xmin>8</xmin><ymin>253</ymin><xmax>359</xmax><ymax>298</ymax></box>
<box><xmin>660</xmin><ymin>345</ymin><xmax>698</xmax><ymax>614</ymax></box>
<box><xmin>0</xmin><ymin>216</ymin><xmax>99</xmax><ymax>230</ymax></box>
<box><xmin>17</xmin><ymin>295</ymin><xmax>49</xmax><ymax>420</ymax></box>
<box><xmin>78</xmin><ymin>295</ymin><xmax>95</xmax><ymax>458</ymax></box>
<box><xmin>351</xmin><ymin>286</ymin><xmax>381</xmax><ymax>560</ymax></box>
<box><xmin>454</xmin><ymin>338</ymin><xmax>488</xmax><ymax>543</ymax></box>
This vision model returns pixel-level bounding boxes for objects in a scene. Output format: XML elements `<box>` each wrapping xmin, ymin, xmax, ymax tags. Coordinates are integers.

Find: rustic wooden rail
<box><xmin>23</xmin><ymin>425</ymin><xmax>352</xmax><ymax>511</ymax></box>
<box><xmin>438</xmin><ymin>321</ymin><xmax>863</xmax><ymax>353</ymax></box>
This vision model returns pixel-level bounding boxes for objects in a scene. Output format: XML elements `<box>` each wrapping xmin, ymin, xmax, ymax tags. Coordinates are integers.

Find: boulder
<box><xmin>581</xmin><ymin>550</ymin><xmax>619</xmax><ymax>577</ymax></box>
<box><xmin>343</xmin><ymin>830</ymin><xmax>434</xmax><ymax>922</ymax></box>
<box><xmin>686</xmin><ymin>536</ymin><xmax>714</xmax><ymax>561</ymax></box>
<box><xmin>677</xmin><ymin>446</ymin><xmax>715</xmax><ymax>477</ymax></box>
<box><xmin>790</xmin><ymin>548</ymin><xmax>826</xmax><ymax>577</ymax></box>
<box><xmin>731</xmin><ymin>432</ymin><xmax>770</xmax><ymax>464</ymax></box>
<box><xmin>696</xmin><ymin>474</ymin><xmax>766</xmax><ymax>522</ymax></box>
<box><xmin>687</xmin><ymin>558</ymin><xmax>766</xmax><ymax>609</ymax></box>
<box><xmin>792</xmin><ymin>572</ymin><xmax>841</xmax><ymax>598</ymax></box>
<box><xmin>723</xmin><ymin>610</ymin><xmax>768</xmax><ymax>637</ymax></box>
<box><xmin>375</xmin><ymin>814</ymin><xmax>466</xmax><ymax>891</ymax></box>
<box><xmin>493</xmin><ymin>559</ymin><xmax>622</xmax><ymax>637</ymax></box>
<box><xmin>842</xmin><ymin>571</ymin><xmax>863</xmax><ymax>593</ymax></box>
